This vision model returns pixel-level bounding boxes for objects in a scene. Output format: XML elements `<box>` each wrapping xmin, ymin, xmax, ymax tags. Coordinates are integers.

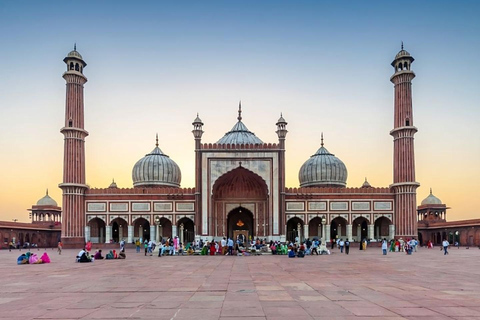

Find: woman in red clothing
<box><xmin>210</xmin><ymin>241</ymin><xmax>216</xmax><ymax>255</ymax></box>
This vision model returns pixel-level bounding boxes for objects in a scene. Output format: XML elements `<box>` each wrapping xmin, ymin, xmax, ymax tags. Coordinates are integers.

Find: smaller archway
<box><xmin>287</xmin><ymin>217</ymin><xmax>304</xmax><ymax>243</ymax></box>
<box><xmin>133</xmin><ymin>218</ymin><xmax>150</xmax><ymax>242</ymax></box>
<box><xmin>308</xmin><ymin>217</ymin><xmax>324</xmax><ymax>240</ymax></box>
<box><xmin>331</xmin><ymin>217</ymin><xmax>347</xmax><ymax>241</ymax></box>
<box><xmin>111</xmin><ymin>217</ymin><xmax>128</xmax><ymax>243</ymax></box>
<box><xmin>88</xmin><ymin>218</ymin><xmax>106</xmax><ymax>243</ymax></box>
<box><xmin>177</xmin><ymin>217</ymin><xmax>194</xmax><ymax>245</ymax></box>
<box><xmin>352</xmin><ymin>217</ymin><xmax>368</xmax><ymax>241</ymax></box>
<box><xmin>374</xmin><ymin>217</ymin><xmax>391</xmax><ymax>240</ymax></box>
<box><xmin>156</xmin><ymin>217</ymin><xmax>172</xmax><ymax>241</ymax></box>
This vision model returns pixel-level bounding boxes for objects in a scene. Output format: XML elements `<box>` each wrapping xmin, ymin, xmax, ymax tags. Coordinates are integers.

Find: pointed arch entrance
<box><xmin>227</xmin><ymin>207</ymin><xmax>254</xmax><ymax>243</ymax></box>
<box><xmin>212</xmin><ymin>166</ymin><xmax>268</xmax><ymax>238</ymax></box>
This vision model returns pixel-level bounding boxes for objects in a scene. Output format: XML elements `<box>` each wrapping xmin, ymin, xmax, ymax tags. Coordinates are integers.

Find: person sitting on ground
<box><xmin>78</xmin><ymin>250</ymin><xmax>92</xmax><ymax>263</ymax></box>
<box><xmin>77</xmin><ymin>248</ymin><xmax>86</xmax><ymax>262</ymax></box>
<box><xmin>105</xmin><ymin>250</ymin><xmax>114</xmax><ymax>259</ymax></box>
<box><xmin>29</xmin><ymin>253</ymin><xmax>43</xmax><ymax>264</ymax></box>
<box><xmin>40</xmin><ymin>252</ymin><xmax>51</xmax><ymax>263</ymax></box>
<box><xmin>17</xmin><ymin>253</ymin><xmax>29</xmax><ymax>265</ymax></box>
<box><xmin>288</xmin><ymin>248</ymin><xmax>296</xmax><ymax>258</ymax></box>
<box><xmin>118</xmin><ymin>250</ymin><xmax>126</xmax><ymax>259</ymax></box>
<box><xmin>297</xmin><ymin>243</ymin><xmax>306</xmax><ymax>258</ymax></box>
<box><xmin>112</xmin><ymin>249</ymin><xmax>118</xmax><ymax>259</ymax></box>
<box><xmin>93</xmin><ymin>250</ymin><xmax>104</xmax><ymax>260</ymax></box>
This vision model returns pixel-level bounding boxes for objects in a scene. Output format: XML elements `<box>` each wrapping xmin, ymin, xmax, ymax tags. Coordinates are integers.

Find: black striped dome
<box><xmin>299</xmin><ymin>145</ymin><xmax>348</xmax><ymax>188</ymax></box>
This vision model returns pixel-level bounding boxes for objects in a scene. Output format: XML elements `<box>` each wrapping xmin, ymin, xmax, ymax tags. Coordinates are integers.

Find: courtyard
<box><xmin>1</xmin><ymin>246</ymin><xmax>480</xmax><ymax>319</ymax></box>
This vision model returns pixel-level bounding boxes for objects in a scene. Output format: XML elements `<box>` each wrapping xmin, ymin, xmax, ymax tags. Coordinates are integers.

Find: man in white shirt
<box><xmin>221</xmin><ymin>237</ymin><xmax>227</xmax><ymax>255</ymax></box>
<box><xmin>442</xmin><ymin>239</ymin><xmax>449</xmax><ymax>255</ymax></box>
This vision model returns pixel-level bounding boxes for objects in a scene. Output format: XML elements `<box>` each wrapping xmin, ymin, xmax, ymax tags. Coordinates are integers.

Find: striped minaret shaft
<box><xmin>390</xmin><ymin>45</ymin><xmax>420</xmax><ymax>239</ymax></box>
<box><xmin>59</xmin><ymin>46</ymin><xmax>89</xmax><ymax>247</ymax></box>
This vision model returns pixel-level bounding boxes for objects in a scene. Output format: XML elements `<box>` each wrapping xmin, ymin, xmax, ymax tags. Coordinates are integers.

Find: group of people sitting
<box><xmin>17</xmin><ymin>252</ymin><xmax>51</xmax><ymax>265</ymax></box>
<box><xmin>76</xmin><ymin>248</ymin><xmax>126</xmax><ymax>262</ymax></box>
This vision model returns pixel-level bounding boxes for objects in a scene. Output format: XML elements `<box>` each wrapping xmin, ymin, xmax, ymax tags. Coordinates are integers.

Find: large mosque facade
<box><xmin>59</xmin><ymin>46</ymin><xmax>420</xmax><ymax>248</ymax></box>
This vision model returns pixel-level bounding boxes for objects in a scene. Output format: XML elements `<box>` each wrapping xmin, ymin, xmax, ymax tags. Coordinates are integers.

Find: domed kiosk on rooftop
<box><xmin>421</xmin><ymin>188</ymin><xmax>442</xmax><ymax>205</ymax></box>
<box><xmin>216</xmin><ymin>103</ymin><xmax>263</xmax><ymax>145</ymax></box>
<box><xmin>132</xmin><ymin>135</ymin><xmax>182</xmax><ymax>188</ymax></box>
<box><xmin>36</xmin><ymin>190</ymin><xmax>58</xmax><ymax>207</ymax></box>
<box><xmin>299</xmin><ymin>134</ymin><xmax>348</xmax><ymax>188</ymax></box>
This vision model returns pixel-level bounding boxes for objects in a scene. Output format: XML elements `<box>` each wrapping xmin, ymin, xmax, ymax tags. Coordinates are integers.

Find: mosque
<box><xmin>2</xmin><ymin>46</ymin><xmax>479</xmax><ymax>250</ymax></box>
<box><xmin>55</xmin><ymin>45</ymin><xmax>423</xmax><ymax>248</ymax></box>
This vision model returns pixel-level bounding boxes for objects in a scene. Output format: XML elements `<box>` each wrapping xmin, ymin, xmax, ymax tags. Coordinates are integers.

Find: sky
<box><xmin>0</xmin><ymin>1</ymin><xmax>479</xmax><ymax>223</ymax></box>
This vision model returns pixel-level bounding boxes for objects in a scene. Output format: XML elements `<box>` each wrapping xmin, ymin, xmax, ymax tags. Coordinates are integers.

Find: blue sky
<box><xmin>0</xmin><ymin>1</ymin><xmax>479</xmax><ymax>221</ymax></box>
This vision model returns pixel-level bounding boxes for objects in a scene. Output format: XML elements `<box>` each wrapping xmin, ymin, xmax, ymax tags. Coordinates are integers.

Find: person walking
<box><xmin>345</xmin><ymin>239</ymin><xmax>350</xmax><ymax>255</ymax></box>
<box><xmin>135</xmin><ymin>239</ymin><xmax>140</xmax><ymax>253</ymax></box>
<box><xmin>442</xmin><ymin>239</ymin><xmax>449</xmax><ymax>255</ymax></box>
<box><xmin>381</xmin><ymin>238</ymin><xmax>388</xmax><ymax>255</ymax></box>
<box><xmin>339</xmin><ymin>239</ymin><xmax>345</xmax><ymax>253</ymax></box>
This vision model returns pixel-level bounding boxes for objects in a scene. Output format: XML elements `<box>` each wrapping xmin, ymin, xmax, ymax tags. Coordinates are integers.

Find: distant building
<box><xmin>0</xmin><ymin>191</ymin><xmax>61</xmax><ymax>249</ymax></box>
<box><xmin>58</xmin><ymin>45</ymin><xmax>422</xmax><ymax>248</ymax></box>
<box><xmin>418</xmin><ymin>189</ymin><xmax>480</xmax><ymax>246</ymax></box>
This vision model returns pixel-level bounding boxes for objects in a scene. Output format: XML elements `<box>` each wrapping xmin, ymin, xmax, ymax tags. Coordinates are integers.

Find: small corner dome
<box><xmin>37</xmin><ymin>192</ymin><xmax>58</xmax><ymax>206</ymax></box>
<box><xmin>299</xmin><ymin>139</ymin><xmax>348</xmax><ymax>188</ymax></box>
<box><xmin>216</xmin><ymin>105</ymin><xmax>263</xmax><ymax>145</ymax></box>
<box><xmin>421</xmin><ymin>189</ymin><xmax>442</xmax><ymax>205</ymax></box>
<box><xmin>361</xmin><ymin>178</ymin><xmax>372</xmax><ymax>188</ymax></box>
<box><xmin>132</xmin><ymin>141</ymin><xmax>181</xmax><ymax>188</ymax></box>
<box><xmin>395</xmin><ymin>49</ymin><xmax>411</xmax><ymax>60</ymax></box>
<box><xmin>67</xmin><ymin>49</ymin><xmax>83</xmax><ymax>60</ymax></box>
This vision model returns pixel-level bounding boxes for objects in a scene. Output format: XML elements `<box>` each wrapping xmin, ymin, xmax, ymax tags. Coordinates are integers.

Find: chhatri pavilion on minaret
<box><xmin>59</xmin><ymin>45</ymin><xmax>420</xmax><ymax>247</ymax></box>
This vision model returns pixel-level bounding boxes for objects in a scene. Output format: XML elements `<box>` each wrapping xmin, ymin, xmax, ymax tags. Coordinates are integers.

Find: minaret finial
<box><xmin>237</xmin><ymin>101</ymin><xmax>242</xmax><ymax>121</ymax></box>
<box><xmin>321</xmin><ymin>132</ymin><xmax>324</xmax><ymax>147</ymax></box>
<box><xmin>46</xmin><ymin>188</ymin><xmax>49</xmax><ymax>196</ymax></box>
<box><xmin>74</xmin><ymin>43</ymin><xmax>76</xmax><ymax>51</ymax></box>
<box><xmin>155</xmin><ymin>133</ymin><xmax>159</xmax><ymax>147</ymax></box>
<box><xmin>365</xmin><ymin>177</ymin><xmax>367</xmax><ymax>182</ymax></box>
<box><xmin>401</xmin><ymin>41</ymin><xmax>404</xmax><ymax>50</ymax></box>
<box><xmin>430</xmin><ymin>187</ymin><xmax>432</xmax><ymax>195</ymax></box>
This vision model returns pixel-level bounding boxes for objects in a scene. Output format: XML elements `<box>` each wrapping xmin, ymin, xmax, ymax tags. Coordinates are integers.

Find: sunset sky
<box><xmin>0</xmin><ymin>1</ymin><xmax>479</xmax><ymax>222</ymax></box>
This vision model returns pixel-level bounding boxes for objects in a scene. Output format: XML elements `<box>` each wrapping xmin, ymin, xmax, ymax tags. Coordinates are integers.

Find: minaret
<box><xmin>59</xmin><ymin>45</ymin><xmax>89</xmax><ymax>247</ymax></box>
<box><xmin>276</xmin><ymin>113</ymin><xmax>287</xmax><ymax>237</ymax></box>
<box><xmin>192</xmin><ymin>113</ymin><xmax>204</xmax><ymax>236</ymax></box>
<box><xmin>390</xmin><ymin>43</ymin><xmax>420</xmax><ymax>239</ymax></box>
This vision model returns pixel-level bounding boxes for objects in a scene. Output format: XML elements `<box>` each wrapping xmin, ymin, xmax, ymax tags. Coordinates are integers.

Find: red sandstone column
<box><xmin>59</xmin><ymin>46</ymin><xmax>89</xmax><ymax>248</ymax></box>
<box><xmin>390</xmin><ymin>45</ymin><xmax>420</xmax><ymax>239</ymax></box>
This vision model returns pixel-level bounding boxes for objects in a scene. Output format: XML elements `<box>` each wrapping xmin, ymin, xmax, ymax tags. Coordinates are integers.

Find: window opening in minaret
<box><xmin>404</xmin><ymin>62</ymin><xmax>408</xmax><ymax>70</ymax></box>
<box><xmin>68</xmin><ymin>119</ymin><xmax>73</xmax><ymax>127</ymax></box>
<box><xmin>75</xmin><ymin>63</ymin><xmax>79</xmax><ymax>71</ymax></box>
<box><xmin>70</xmin><ymin>62</ymin><xmax>74</xmax><ymax>70</ymax></box>
<box><xmin>405</xmin><ymin>118</ymin><xmax>410</xmax><ymax>126</ymax></box>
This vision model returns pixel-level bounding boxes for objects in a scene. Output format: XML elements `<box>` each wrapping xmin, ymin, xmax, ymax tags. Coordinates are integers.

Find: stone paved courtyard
<box><xmin>1</xmin><ymin>246</ymin><xmax>480</xmax><ymax>319</ymax></box>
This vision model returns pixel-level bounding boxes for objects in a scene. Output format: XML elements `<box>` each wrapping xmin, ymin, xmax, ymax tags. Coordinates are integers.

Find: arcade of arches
<box><xmin>286</xmin><ymin>216</ymin><xmax>392</xmax><ymax>243</ymax></box>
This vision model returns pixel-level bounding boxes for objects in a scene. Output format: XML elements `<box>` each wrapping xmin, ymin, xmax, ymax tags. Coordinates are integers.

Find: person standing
<box><xmin>339</xmin><ymin>239</ymin><xmax>345</xmax><ymax>253</ymax></box>
<box><xmin>135</xmin><ymin>239</ymin><xmax>140</xmax><ymax>253</ymax></box>
<box><xmin>345</xmin><ymin>239</ymin><xmax>350</xmax><ymax>255</ymax></box>
<box><xmin>57</xmin><ymin>241</ymin><xmax>63</xmax><ymax>255</ymax></box>
<box><xmin>381</xmin><ymin>238</ymin><xmax>388</xmax><ymax>255</ymax></box>
<box><xmin>221</xmin><ymin>237</ymin><xmax>227</xmax><ymax>255</ymax></box>
<box><xmin>227</xmin><ymin>238</ymin><xmax>234</xmax><ymax>255</ymax></box>
<box><xmin>442</xmin><ymin>239</ymin><xmax>449</xmax><ymax>255</ymax></box>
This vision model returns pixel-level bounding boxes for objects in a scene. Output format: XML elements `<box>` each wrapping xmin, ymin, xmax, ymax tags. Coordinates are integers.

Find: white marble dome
<box><xmin>132</xmin><ymin>141</ymin><xmax>181</xmax><ymax>188</ymax></box>
<box><xmin>36</xmin><ymin>191</ymin><xmax>58</xmax><ymax>206</ymax></box>
<box><xmin>421</xmin><ymin>189</ymin><xmax>442</xmax><ymax>205</ymax></box>
<box><xmin>67</xmin><ymin>49</ymin><xmax>83</xmax><ymax>60</ymax></box>
<box><xmin>299</xmin><ymin>140</ymin><xmax>348</xmax><ymax>188</ymax></box>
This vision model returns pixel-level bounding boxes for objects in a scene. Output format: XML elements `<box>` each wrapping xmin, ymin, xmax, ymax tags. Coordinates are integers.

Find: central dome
<box><xmin>132</xmin><ymin>137</ymin><xmax>181</xmax><ymax>188</ymax></box>
<box><xmin>298</xmin><ymin>136</ymin><xmax>348</xmax><ymax>188</ymax></box>
<box><xmin>216</xmin><ymin>104</ymin><xmax>263</xmax><ymax>145</ymax></box>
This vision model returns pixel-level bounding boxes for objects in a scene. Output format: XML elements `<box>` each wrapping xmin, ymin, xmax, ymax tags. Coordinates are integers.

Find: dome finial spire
<box><xmin>321</xmin><ymin>132</ymin><xmax>324</xmax><ymax>147</ymax></box>
<box><xmin>46</xmin><ymin>188</ymin><xmax>49</xmax><ymax>196</ymax></box>
<box><xmin>237</xmin><ymin>100</ymin><xmax>242</xmax><ymax>121</ymax></box>
<box><xmin>430</xmin><ymin>187</ymin><xmax>432</xmax><ymax>195</ymax></box>
<box><xmin>74</xmin><ymin>43</ymin><xmax>76</xmax><ymax>51</ymax></box>
<box><xmin>401</xmin><ymin>41</ymin><xmax>404</xmax><ymax>50</ymax></box>
<box><xmin>155</xmin><ymin>133</ymin><xmax>159</xmax><ymax>147</ymax></box>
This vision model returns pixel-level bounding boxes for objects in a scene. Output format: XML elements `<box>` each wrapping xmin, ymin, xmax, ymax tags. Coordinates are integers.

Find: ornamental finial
<box><xmin>321</xmin><ymin>132</ymin><xmax>324</xmax><ymax>147</ymax></box>
<box><xmin>238</xmin><ymin>101</ymin><xmax>242</xmax><ymax>121</ymax></box>
<box><xmin>401</xmin><ymin>41</ymin><xmax>404</xmax><ymax>50</ymax></box>
<box><xmin>74</xmin><ymin>43</ymin><xmax>76</xmax><ymax>51</ymax></box>
<box><xmin>430</xmin><ymin>187</ymin><xmax>432</xmax><ymax>195</ymax></box>
<box><xmin>155</xmin><ymin>133</ymin><xmax>159</xmax><ymax>147</ymax></box>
